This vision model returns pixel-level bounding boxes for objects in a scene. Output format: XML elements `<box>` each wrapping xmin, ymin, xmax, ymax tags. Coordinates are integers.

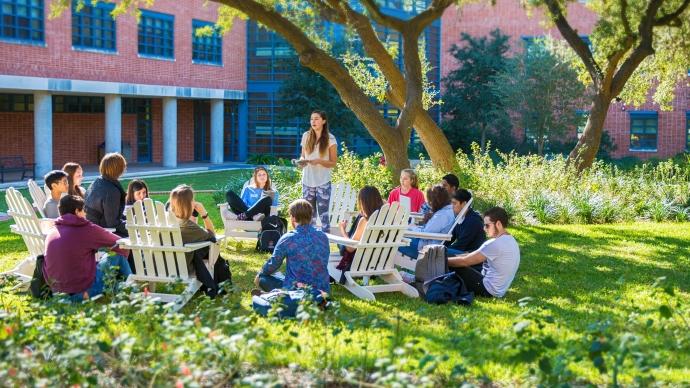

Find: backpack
<box><xmin>424</xmin><ymin>272</ymin><xmax>474</xmax><ymax>305</ymax></box>
<box><xmin>256</xmin><ymin>215</ymin><xmax>287</xmax><ymax>253</ymax></box>
<box><xmin>30</xmin><ymin>255</ymin><xmax>53</xmax><ymax>299</ymax></box>
<box><xmin>252</xmin><ymin>289</ymin><xmax>306</xmax><ymax>318</ymax></box>
<box><xmin>412</xmin><ymin>245</ymin><xmax>449</xmax><ymax>297</ymax></box>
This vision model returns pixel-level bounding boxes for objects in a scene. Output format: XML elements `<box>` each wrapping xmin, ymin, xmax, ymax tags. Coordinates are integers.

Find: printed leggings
<box><xmin>302</xmin><ymin>182</ymin><xmax>331</xmax><ymax>233</ymax></box>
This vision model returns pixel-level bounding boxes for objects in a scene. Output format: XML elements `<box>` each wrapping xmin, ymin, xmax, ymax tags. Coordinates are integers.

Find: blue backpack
<box><xmin>424</xmin><ymin>272</ymin><xmax>474</xmax><ymax>305</ymax></box>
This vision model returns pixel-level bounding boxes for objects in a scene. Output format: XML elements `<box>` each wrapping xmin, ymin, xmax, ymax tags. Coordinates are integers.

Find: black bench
<box><xmin>0</xmin><ymin>156</ymin><xmax>35</xmax><ymax>183</ymax></box>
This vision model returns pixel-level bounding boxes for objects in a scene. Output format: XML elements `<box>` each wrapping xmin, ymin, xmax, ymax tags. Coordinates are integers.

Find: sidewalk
<box><xmin>0</xmin><ymin>161</ymin><xmax>253</xmax><ymax>190</ymax></box>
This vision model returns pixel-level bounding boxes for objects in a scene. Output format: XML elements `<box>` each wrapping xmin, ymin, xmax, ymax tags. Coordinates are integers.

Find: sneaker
<box><xmin>400</xmin><ymin>271</ymin><xmax>416</xmax><ymax>284</ymax></box>
<box><xmin>236</xmin><ymin>212</ymin><xmax>248</xmax><ymax>221</ymax></box>
<box><xmin>252</xmin><ymin>213</ymin><xmax>265</xmax><ymax>221</ymax></box>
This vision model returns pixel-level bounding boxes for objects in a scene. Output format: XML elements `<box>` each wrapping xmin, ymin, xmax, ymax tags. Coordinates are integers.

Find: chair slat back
<box><xmin>351</xmin><ymin>203</ymin><xmax>409</xmax><ymax>273</ymax></box>
<box><xmin>449</xmin><ymin>196</ymin><xmax>474</xmax><ymax>233</ymax></box>
<box><xmin>27</xmin><ymin>179</ymin><xmax>47</xmax><ymax>218</ymax></box>
<box><xmin>124</xmin><ymin>198</ymin><xmax>190</xmax><ymax>280</ymax></box>
<box><xmin>329</xmin><ymin>182</ymin><xmax>357</xmax><ymax>227</ymax></box>
<box><xmin>6</xmin><ymin>187</ymin><xmax>46</xmax><ymax>258</ymax></box>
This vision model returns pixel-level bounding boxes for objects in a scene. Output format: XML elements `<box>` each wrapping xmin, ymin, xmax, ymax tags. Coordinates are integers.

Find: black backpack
<box><xmin>30</xmin><ymin>255</ymin><xmax>53</xmax><ymax>299</ymax></box>
<box><xmin>424</xmin><ymin>272</ymin><xmax>474</xmax><ymax>306</ymax></box>
<box><xmin>256</xmin><ymin>216</ymin><xmax>287</xmax><ymax>253</ymax></box>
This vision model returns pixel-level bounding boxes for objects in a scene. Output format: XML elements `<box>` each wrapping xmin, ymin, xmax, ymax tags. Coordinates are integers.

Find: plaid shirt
<box><xmin>260</xmin><ymin>224</ymin><xmax>331</xmax><ymax>294</ymax></box>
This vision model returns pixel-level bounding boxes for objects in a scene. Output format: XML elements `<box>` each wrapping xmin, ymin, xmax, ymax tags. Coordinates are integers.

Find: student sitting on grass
<box><xmin>42</xmin><ymin>170</ymin><xmax>69</xmax><ymax>218</ymax></box>
<box><xmin>447</xmin><ymin>207</ymin><xmax>520</xmax><ymax>298</ymax></box>
<box><xmin>125</xmin><ymin>179</ymin><xmax>149</xmax><ymax>206</ymax></box>
<box><xmin>223</xmin><ymin>166</ymin><xmax>279</xmax><ymax>221</ymax></box>
<box><xmin>398</xmin><ymin>184</ymin><xmax>456</xmax><ymax>259</ymax></box>
<box><xmin>254</xmin><ymin>199</ymin><xmax>330</xmax><ymax>298</ymax></box>
<box><xmin>43</xmin><ymin>195</ymin><xmax>132</xmax><ymax>301</ymax></box>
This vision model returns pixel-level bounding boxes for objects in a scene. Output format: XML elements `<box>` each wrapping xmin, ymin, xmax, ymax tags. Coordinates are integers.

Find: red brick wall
<box><xmin>0</xmin><ymin>113</ymin><xmax>34</xmax><ymax>167</ymax></box>
<box><xmin>0</xmin><ymin>0</ymin><xmax>246</xmax><ymax>90</ymax></box>
<box><xmin>441</xmin><ymin>0</ymin><xmax>690</xmax><ymax>159</ymax></box>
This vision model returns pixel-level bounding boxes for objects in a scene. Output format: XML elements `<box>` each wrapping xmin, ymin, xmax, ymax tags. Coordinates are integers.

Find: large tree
<box><xmin>57</xmin><ymin>0</ymin><xmax>461</xmax><ymax>177</ymax></box>
<box><xmin>441</xmin><ymin>29</ymin><xmax>512</xmax><ymax>152</ymax></box>
<box><xmin>531</xmin><ymin>0</ymin><xmax>690</xmax><ymax>170</ymax></box>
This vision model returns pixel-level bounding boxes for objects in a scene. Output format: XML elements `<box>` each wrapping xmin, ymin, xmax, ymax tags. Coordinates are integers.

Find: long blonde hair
<box><xmin>169</xmin><ymin>184</ymin><xmax>194</xmax><ymax>220</ymax></box>
<box><xmin>305</xmin><ymin>110</ymin><xmax>330</xmax><ymax>156</ymax></box>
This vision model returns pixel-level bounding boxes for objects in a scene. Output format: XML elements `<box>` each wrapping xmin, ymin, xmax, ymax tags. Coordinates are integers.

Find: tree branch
<box><xmin>359</xmin><ymin>0</ymin><xmax>405</xmax><ymax>30</ymax></box>
<box><xmin>620</xmin><ymin>0</ymin><xmax>633</xmax><ymax>37</ymax></box>
<box><xmin>543</xmin><ymin>0</ymin><xmax>602</xmax><ymax>86</ymax></box>
<box><xmin>610</xmin><ymin>0</ymin><xmax>663</xmax><ymax>94</ymax></box>
<box><xmin>408</xmin><ymin>0</ymin><xmax>454</xmax><ymax>34</ymax></box>
<box><xmin>308</xmin><ymin>0</ymin><xmax>346</xmax><ymax>24</ymax></box>
<box><xmin>655</xmin><ymin>0</ymin><xmax>690</xmax><ymax>25</ymax></box>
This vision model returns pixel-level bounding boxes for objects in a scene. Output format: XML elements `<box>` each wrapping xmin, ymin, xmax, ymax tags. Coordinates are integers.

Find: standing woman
<box><xmin>85</xmin><ymin>153</ymin><xmax>128</xmax><ymax>237</ymax></box>
<box><xmin>62</xmin><ymin>162</ymin><xmax>86</xmax><ymax>198</ymax></box>
<box><xmin>299</xmin><ymin>111</ymin><xmax>337</xmax><ymax>233</ymax></box>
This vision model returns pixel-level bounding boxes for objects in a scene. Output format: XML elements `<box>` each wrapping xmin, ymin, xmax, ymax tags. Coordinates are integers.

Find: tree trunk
<box><xmin>379</xmin><ymin>132</ymin><xmax>411</xmax><ymax>180</ymax></box>
<box><xmin>568</xmin><ymin>93</ymin><xmax>611</xmax><ymax>171</ymax></box>
<box><xmin>480</xmin><ymin>124</ymin><xmax>487</xmax><ymax>152</ymax></box>
<box><xmin>537</xmin><ymin>137</ymin><xmax>544</xmax><ymax>156</ymax></box>
<box><xmin>412</xmin><ymin>112</ymin><xmax>457</xmax><ymax>172</ymax></box>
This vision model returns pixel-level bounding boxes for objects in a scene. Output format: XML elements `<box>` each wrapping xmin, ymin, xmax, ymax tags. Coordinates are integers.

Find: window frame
<box><xmin>137</xmin><ymin>9</ymin><xmax>175</xmax><ymax>60</ymax></box>
<box><xmin>71</xmin><ymin>0</ymin><xmax>116</xmax><ymax>53</ymax></box>
<box><xmin>191</xmin><ymin>19</ymin><xmax>222</xmax><ymax>66</ymax></box>
<box><xmin>0</xmin><ymin>0</ymin><xmax>45</xmax><ymax>45</ymax></box>
<box><xmin>629</xmin><ymin>111</ymin><xmax>658</xmax><ymax>152</ymax></box>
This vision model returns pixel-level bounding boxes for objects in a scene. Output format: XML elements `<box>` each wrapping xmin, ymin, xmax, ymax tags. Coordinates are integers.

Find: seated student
<box><xmin>398</xmin><ymin>184</ymin><xmax>456</xmax><ymax>259</ymax></box>
<box><xmin>224</xmin><ymin>166</ymin><xmax>279</xmax><ymax>221</ymax></box>
<box><xmin>254</xmin><ymin>199</ymin><xmax>330</xmax><ymax>298</ymax></box>
<box><xmin>446</xmin><ymin>189</ymin><xmax>486</xmax><ymax>256</ymax></box>
<box><xmin>43</xmin><ymin>195</ymin><xmax>132</xmax><ymax>300</ymax></box>
<box><xmin>447</xmin><ymin>207</ymin><xmax>520</xmax><ymax>298</ymax></box>
<box><xmin>169</xmin><ymin>184</ymin><xmax>229</xmax><ymax>298</ymax></box>
<box><xmin>42</xmin><ymin>170</ymin><xmax>69</xmax><ymax>218</ymax></box>
<box><xmin>62</xmin><ymin>162</ymin><xmax>86</xmax><ymax>198</ymax></box>
<box><xmin>387</xmin><ymin>169</ymin><xmax>426</xmax><ymax>213</ymax></box>
<box><xmin>85</xmin><ymin>153</ymin><xmax>128</xmax><ymax>237</ymax></box>
<box><xmin>125</xmin><ymin>179</ymin><xmax>149</xmax><ymax>206</ymax></box>
<box><xmin>336</xmin><ymin>186</ymin><xmax>384</xmax><ymax>271</ymax></box>
<box><xmin>420</xmin><ymin>173</ymin><xmax>460</xmax><ymax>221</ymax></box>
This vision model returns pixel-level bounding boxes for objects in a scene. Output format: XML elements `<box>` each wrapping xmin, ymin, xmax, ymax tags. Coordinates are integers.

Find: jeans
<box><xmin>454</xmin><ymin>266</ymin><xmax>493</xmax><ymax>298</ymax></box>
<box><xmin>257</xmin><ymin>273</ymin><xmax>284</xmax><ymax>292</ymax></box>
<box><xmin>70</xmin><ymin>254</ymin><xmax>132</xmax><ymax>301</ymax></box>
<box><xmin>398</xmin><ymin>237</ymin><xmax>420</xmax><ymax>259</ymax></box>
<box><xmin>226</xmin><ymin>190</ymin><xmax>273</xmax><ymax>219</ymax></box>
<box><xmin>302</xmin><ymin>182</ymin><xmax>331</xmax><ymax>233</ymax></box>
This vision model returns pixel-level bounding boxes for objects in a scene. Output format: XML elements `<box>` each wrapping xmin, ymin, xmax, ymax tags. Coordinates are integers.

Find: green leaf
<box><xmin>659</xmin><ymin>305</ymin><xmax>673</xmax><ymax>319</ymax></box>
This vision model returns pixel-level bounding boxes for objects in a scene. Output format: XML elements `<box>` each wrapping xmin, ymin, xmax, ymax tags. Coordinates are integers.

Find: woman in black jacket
<box><xmin>85</xmin><ymin>153</ymin><xmax>128</xmax><ymax>237</ymax></box>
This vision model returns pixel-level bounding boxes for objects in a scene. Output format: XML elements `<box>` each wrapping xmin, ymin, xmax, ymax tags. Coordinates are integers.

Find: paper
<box><xmin>399</xmin><ymin>195</ymin><xmax>412</xmax><ymax>213</ymax></box>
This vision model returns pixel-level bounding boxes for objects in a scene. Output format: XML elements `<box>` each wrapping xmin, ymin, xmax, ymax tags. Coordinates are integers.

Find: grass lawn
<box><xmin>1</xmin><ymin>171</ymin><xmax>689</xmax><ymax>385</ymax></box>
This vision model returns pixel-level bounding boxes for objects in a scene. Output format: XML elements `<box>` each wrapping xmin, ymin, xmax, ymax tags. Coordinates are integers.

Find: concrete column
<box><xmin>33</xmin><ymin>92</ymin><xmax>52</xmax><ymax>177</ymax></box>
<box><xmin>162</xmin><ymin>97</ymin><xmax>178</xmax><ymax>168</ymax></box>
<box><xmin>104</xmin><ymin>95</ymin><xmax>122</xmax><ymax>154</ymax></box>
<box><xmin>238</xmin><ymin>99</ymin><xmax>249</xmax><ymax>161</ymax></box>
<box><xmin>210</xmin><ymin>99</ymin><xmax>224</xmax><ymax>164</ymax></box>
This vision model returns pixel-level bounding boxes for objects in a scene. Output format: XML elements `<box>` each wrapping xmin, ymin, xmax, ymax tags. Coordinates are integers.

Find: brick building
<box><xmin>0</xmin><ymin>0</ymin><xmax>246</xmax><ymax>177</ymax></box>
<box><xmin>442</xmin><ymin>0</ymin><xmax>690</xmax><ymax>159</ymax></box>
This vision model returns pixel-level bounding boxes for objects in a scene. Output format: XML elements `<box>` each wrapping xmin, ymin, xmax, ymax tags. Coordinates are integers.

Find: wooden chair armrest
<box><xmin>214</xmin><ymin>234</ymin><xmax>226</xmax><ymax>242</ymax></box>
<box><xmin>184</xmin><ymin>241</ymin><xmax>212</xmax><ymax>250</ymax></box>
<box><xmin>325</xmin><ymin>233</ymin><xmax>359</xmax><ymax>248</ymax></box>
<box><xmin>403</xmin><ymin>230</ymin><xmax>452</xmax><ymax>241</ymax></box>
<box><xmin>217</xmin><ymin>203</ymin><xmax>228</xmax><ymax>209</ymax></box>
<box><xmin>116</xmin><ymin>238</ymin><xmax>131</xmax><ymax>248</ymax></box>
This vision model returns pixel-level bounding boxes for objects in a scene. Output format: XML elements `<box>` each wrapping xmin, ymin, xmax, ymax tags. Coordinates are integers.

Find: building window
<box><xmin>53</xmin><ymin>95</ymin><xmax>104</xmax><ymax>113</ymax></box>
<box><xmin>0</xmin><ymin>93</ymin><xmax>33</xmax><ymax>111</ymax></box>
<box><xmin>0</xmin><ymin>0</ymin><xmax>44</xmax><ymax>44</ymax></box>
<box><xmin>629</xmin><ymin>111</ymin><xmax>658</xmax><ymax>151</ymax></box>
<box><xmin>192</xmin><ymin>19</ymin><xmax>221</xmax><ymax>65</ymax></box>
<box><xmin>71</xmin><ymin>0</ymin><xmax>115</xmax><ymax>51</ymax></box>
<box><xmin>138</xmin><ymin>10</ymin><xmax>174</xmax><ymax>59</ymax></box>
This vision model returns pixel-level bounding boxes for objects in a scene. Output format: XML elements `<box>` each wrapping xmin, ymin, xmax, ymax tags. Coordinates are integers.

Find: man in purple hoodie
<box><xmin>44</xmin><ymin>195</ymin><xmax>132</xmax><ymax>300</ymax></box>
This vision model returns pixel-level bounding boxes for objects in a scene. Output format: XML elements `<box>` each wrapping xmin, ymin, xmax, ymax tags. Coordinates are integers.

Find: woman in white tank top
<box><xmin>297</xmin><ymin>111</ymin><xmax>338</xmax><ymax>232</ymax></box>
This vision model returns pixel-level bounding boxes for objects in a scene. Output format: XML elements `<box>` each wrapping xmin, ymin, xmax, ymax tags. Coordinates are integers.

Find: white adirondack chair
<box><xmin>324</xmin><ymin>182</ymin><xmax>358</xmax><ymax>236</ymax></box>
<box><xmin>118</xmin><ymin>198</ymin><xmax>224</xmax><ymax>311</ymax></box>
<box><xmin>217</xmin><ymin>180</ymin><xmax>278</xmax><ymax>240</ymax></box>
<box><xmin>326</xmin><ymin>202</ymin><xmax>419</xmax><ymax>300</ymax></box>
<box><xmin>1</xmin><ymin>187</ymin><xmax>53</xmax><ymax>286</ymax></box>
<box><xmin>27</xmin><ymin>179</ymin><xmax>49</xmax><ymax>218</ymax></box>
<box><xmin>397</xmin><ymin>197</ymin><xmax>474</xmax><ymax>271</ymax></box>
